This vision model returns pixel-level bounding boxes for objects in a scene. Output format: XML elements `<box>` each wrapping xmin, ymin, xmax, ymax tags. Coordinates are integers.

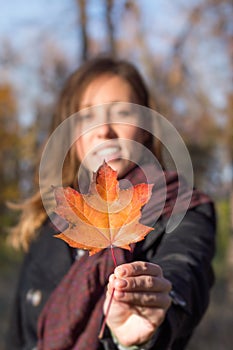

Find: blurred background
<box><xmin>0</xmin><ymin>0</ymin><xmax>232</xmax><ymax>349</ymax></box>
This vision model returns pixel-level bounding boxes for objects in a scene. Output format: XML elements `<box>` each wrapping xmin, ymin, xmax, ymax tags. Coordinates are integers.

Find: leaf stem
<box><xmin>98</xmin><ymin>245</ymin><xmax>117</xmax><ymax>339</ymax></box>
<box><xmin>111</xmin><ymin>244</ymin><xmax>118</xmax><ymax>267</ymax></box>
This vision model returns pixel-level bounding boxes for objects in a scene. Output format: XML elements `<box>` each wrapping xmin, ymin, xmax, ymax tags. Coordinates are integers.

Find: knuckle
<box><xmin>132</xmin><ymin>262</ymin><xmax>139</xmax><ymax>274</ymax></box>
<box><xmin>129</xmin><ymin>261</ymin><xmax>147</xmax><ymax>276</ymax></box>
<box><xmin>146</xmin><ymin>275</ymin><xmax>154</xmax><ymax>289</ymax></box>
<box><xmin>130</xmin><ymin>278</ymin><xmax>136</xmax><ymax>289</ymax></box>
<box><xmin>144</xmin><ymin>293</ymin><xmax>156</xmax><ymax>304</ymax></box>
<box><xmin>137</xmin><ymin>261</ymin><xmax>147</xmax><ymax>273</ymax></box>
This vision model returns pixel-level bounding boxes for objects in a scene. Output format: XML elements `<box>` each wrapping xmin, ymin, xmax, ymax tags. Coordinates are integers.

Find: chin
<box><xmin>108</xmin><ymin>160</ymin><xmax>135</xmax><ymax>178</ymax></box>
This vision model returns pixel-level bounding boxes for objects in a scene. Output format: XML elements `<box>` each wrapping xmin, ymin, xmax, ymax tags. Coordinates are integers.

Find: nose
<box><xmin>93</xmin><ymin>105</ymin><xmax>117</xmax><ymax>139</ymax></box>
<box><xmin>95</xmin><ymin>122</ymin><xmax>117</xmax><ymax>139</ymax></box>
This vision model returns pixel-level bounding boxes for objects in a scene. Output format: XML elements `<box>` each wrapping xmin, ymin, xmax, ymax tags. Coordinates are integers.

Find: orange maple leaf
<box><xmin>54</xmin><ymin>161</ymin><xmax>154</xmax><ymax>255</ymax></box>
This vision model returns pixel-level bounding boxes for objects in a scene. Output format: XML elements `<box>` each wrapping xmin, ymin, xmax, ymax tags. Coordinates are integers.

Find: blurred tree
<box><xmin>118</xmin><ymin>0</ymin><xmax>232</xmax><ymax>193</ymax></box>
<box><xmin>0</xmin><ymin>83</ymin><xmax>20</xmax><ymax>226</ymax></box>
<box><xmin>224</xmin><ymin>93</ymin><xmax>233</xmax><ymax>298</ymax></box>
<box><xmin>0</xmin><ymin>39</ymin><xmax>72</xmax><ymax>201</ymax></box>
<box><xmin>20</xmin><ymin>41</ymin><xmax>71</xmax><ymax>195</ymax></box>
<box><xmin>0</xmin><ymin>39</ymin><xmax>21</xmax><ymax>70</ymax></box>
<box><xmin>76</xmin><ymin>0</ymin><xmax>116</xmax><ymax>59</ymax></box>
<box><xmin>36</xmin><ymin>41</ymin><xmax>71</xmax><ymax>141</ymax></box>
<box><xmin>105</xmin><ymin>0</ymin><xmax>116</xmax><ymax>55</ymax></box>
<box><xmin>1</xmin><ymin>0</ymin><xmax>231</xmax><ymax>212</ymax></box>
<box><xmin>0</xmin><ymin>1</ymin><xmax>232</xmax><ymax>347</ymax></box>
<box><xmin>225</xmin><ymin>94</ymin><xmax>233</xmax><ymax>229</ymax></box>
<box><xmin>77</xmin><ymin>0</ymin><xmax>89</xmax><ymax>61</ymax></box>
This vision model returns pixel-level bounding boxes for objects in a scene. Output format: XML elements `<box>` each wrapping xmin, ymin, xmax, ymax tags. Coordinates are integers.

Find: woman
<box><xmin>7</xmin><ymin>57</ymin><xmax>216</xmax><ymax>350</ymax></box>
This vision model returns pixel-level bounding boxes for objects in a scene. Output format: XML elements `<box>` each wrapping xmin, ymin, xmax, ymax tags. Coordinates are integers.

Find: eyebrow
<box><xmin>80</xmin><ymin>101</ymin><xmax>127</xmax><ymax>109</ymax></box>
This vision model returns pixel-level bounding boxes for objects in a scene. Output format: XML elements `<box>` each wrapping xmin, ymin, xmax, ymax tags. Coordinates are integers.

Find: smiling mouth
<box><xmin>95</xmin><ymin>146</ymin><xmax>122</xmax><ymax>161</ymax></box>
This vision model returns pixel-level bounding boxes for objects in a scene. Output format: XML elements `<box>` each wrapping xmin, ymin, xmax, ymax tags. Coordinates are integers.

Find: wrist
<box><xmin>110</xmin><ymin>329</ymin><xmax>155</xmax><ymax>350</ymax></box>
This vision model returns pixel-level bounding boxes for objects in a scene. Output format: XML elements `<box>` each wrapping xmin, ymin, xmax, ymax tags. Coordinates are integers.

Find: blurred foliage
<box><xmin>0</xmin><ymin>232</ymin><xmax>22</xmax><ymax>275</ymax></box>
<box><xmin>0</xmin><ymin>83</ymin><xmax>21</xmax><ymax>231</ymax></box>
<box><xmin>187</xmin><ymin>201</ymin><xmax>233</xmax><ymax>350</ymax></box>
<box><xmin>0</xmin><ymin>0</ymin><xmax>232</xmax><ymax>348</ymax></box>
<box><xmin>0</xmin><ymin>214</ymin><xmax>23</xmax><ymax>350</ymax></box>
<box><xmin>213</xmin><ymin>199</ymin><xmax>231</xmax><ymax>276</ymax></box>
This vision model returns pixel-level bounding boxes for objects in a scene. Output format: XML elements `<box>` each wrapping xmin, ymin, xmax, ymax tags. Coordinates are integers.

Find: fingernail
<box><xmin>115</xmin><ymin>290</ymin><xmax>125</xmax><ymax>299</ymax></box>
<box><xmin>115</xmin><ymin>266</ymin><xmax>127</xmax><ymax>277</ymax></box>
<box><xmin>117</xmin><ymin>279</ymin><xmax>128</xmax><ymax>288</ymax></box>
<box><xmin>109</xmin><ymin>274</ymin><xmax>115</xmax><ymax>283</ymax></box>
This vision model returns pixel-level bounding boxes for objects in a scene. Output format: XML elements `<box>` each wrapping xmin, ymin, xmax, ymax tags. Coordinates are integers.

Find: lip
<box><xmin>94</xmin><ymin>144</ymin><xmax>122</xmax><ymax>162</ymax></box>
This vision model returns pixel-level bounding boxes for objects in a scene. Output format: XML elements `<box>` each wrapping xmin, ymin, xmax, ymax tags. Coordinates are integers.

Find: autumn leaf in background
<box><xmin>53</xmin><ymin>161</ymin><xmax>154</xmax><ymax>256</ymax></box>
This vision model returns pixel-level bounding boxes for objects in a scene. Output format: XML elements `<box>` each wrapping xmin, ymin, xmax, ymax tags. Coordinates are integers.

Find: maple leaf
<box><xmin>54</xmin><ymin>161</ymin><xmax>154</xmax><ymax>255</ymax></box>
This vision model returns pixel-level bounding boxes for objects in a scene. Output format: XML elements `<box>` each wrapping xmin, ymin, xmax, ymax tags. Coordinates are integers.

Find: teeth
<box><xmin>96</xmin><ymin>147</ymin><xmax>119</xmax><ymax>156</ymax></box>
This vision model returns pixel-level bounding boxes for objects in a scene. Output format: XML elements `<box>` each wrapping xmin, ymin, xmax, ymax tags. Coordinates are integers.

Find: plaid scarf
<box><xmin>37</xmin><ymin>164</ymin><xmax>211</xmax><ymax>350</ymax></box>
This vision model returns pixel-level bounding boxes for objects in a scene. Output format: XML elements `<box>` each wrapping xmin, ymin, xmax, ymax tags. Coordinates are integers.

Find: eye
<box><xmin>78</xmin><ymin>111</ymin><xmax>93</xmax><ymax>121</ymax></box>
<box><xmin>117</xmin><ymin>109</ymin><xmax>131</xmax><ymax>117</ymax></box>
<box><xmin>110</xmin><ymin>105</ymin><xmax>133</xmax><ymax>119</ymax></box>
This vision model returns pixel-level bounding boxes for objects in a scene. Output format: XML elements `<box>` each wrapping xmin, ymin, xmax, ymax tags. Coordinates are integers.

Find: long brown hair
<box><xmin>8</xmin><ymin>56</ymin><xmax>162</xmax><ymax>251</ymax></box>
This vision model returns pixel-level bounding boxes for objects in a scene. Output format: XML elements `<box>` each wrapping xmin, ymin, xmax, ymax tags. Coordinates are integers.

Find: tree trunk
<box><xmin>105</xmin><ymin>0</ymin><xmax>116</xmax><ymax>56</ymax></box>
<box><xmin>77</xmin><ymin>0</ymin><xmax>88</xmax><ymax>62</ymax></box>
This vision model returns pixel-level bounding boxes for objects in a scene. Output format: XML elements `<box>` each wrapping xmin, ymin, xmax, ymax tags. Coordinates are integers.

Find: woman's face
<box><xmin>75</xmin><ymin>75</ymin><xmax>148</xmax><ymax>178</ymax></box>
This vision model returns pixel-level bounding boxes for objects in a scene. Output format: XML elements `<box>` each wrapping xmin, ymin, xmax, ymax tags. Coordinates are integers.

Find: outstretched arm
<box><xmin>104</xmin><ymin>203</ymin><xmax>216</xmax><ymax>349</ymax></box>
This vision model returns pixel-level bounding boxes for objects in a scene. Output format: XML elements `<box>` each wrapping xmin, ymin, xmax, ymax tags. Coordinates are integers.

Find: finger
<box><xmin>114</xmin><ymin>290</ymin><xmax>172</xmax><ymax>309</ymax></box>
<box><xmin>114</xmin><ymin>275</ymin><xmax>172</xmax><ymax>293</ymax></box>
<box><xmin>106</xmin><ymin>273</ymin><xmax>116</xmax><ymax>293</ymax></box>
<box><xmin>115</xmin><ymin>261</ymin><xmax>163</xmax><ymax>278</ymax></box>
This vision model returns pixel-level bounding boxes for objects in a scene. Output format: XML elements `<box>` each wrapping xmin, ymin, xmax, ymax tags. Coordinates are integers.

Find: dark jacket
<box><xmin>6</xmin><ymin>202</ymin><xmax>216</xmax><ymax>350</ymax></box>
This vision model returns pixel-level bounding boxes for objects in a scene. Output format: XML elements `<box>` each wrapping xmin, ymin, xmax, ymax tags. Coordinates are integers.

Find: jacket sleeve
<box><xmin>5</xmin><ymin>218</ymin><xmax>74</xmax><ymax>350</ymax></box>
<box><xmin>145</xmin><ymin>202</ymin><xmax>216</xmax><ymax>349</ymax></box>
<box><xmin>101</xmin><ymin>202</ymin><xmax>216</xmax><ymax>350</ymax></box>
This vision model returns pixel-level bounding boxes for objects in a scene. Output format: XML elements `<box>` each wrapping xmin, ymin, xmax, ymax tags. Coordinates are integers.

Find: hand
<box><xmin>104</xmin><ymin>261</ymin><xmax>172</xmax><ymax>347</ymax></box>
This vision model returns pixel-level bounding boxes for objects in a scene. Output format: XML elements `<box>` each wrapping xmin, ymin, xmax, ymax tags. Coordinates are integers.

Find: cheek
<box><xmin>76</xmin><ymin>137</ymin><xmax>85</xmax><ymax>162</ymax></box>
<box><xmin>124</xmin><ymin>126</ymin><xmax>147</xmax><ymax>144</ymax></box>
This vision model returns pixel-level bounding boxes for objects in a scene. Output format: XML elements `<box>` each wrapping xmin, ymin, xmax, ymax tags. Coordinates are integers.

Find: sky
<box><xmin>0</xmin><ymin>0</ymin><xmax>78</xmax><ymax>124</ymax></box>
<box><xmin>0</xmin><ymin>0</ymin><xmax>232</xmax><ymax>127</ymax></box>
<box><xmin>0</xmin><ymin>0</ymin><xmax>79</xmax><ymax>63</ymax></box>
<box><xmin>0</xmin><ymin>0</ymin><xmax>232</xmax><ymax>186</ymax></box>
